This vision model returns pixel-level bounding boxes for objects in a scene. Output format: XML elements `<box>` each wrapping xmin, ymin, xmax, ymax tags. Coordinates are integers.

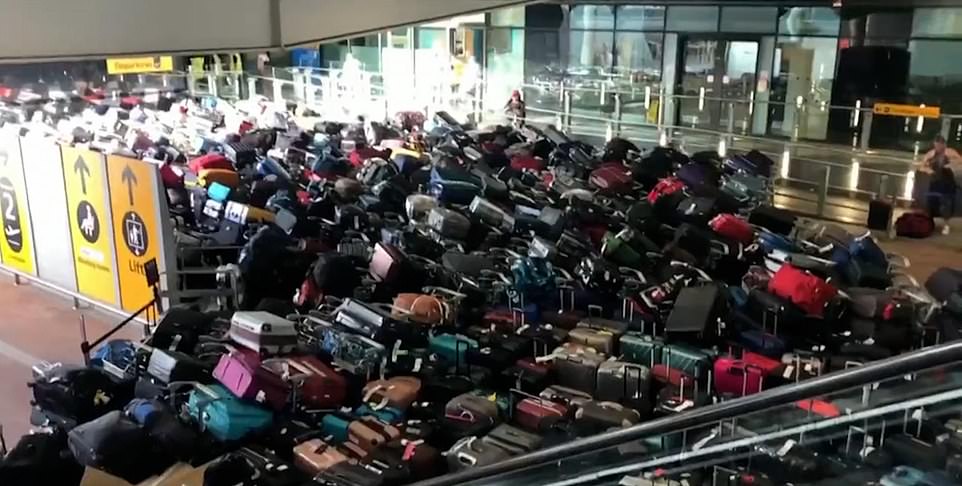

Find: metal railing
<box><xmin>126</xmin><ymin>68</ymin><xmax>930</xmax><ymax>226</ymax></box>
<box><xmin>410</xmin><ymin>340</ymin><xmax>962</xmax><ymax>486</ymax></box>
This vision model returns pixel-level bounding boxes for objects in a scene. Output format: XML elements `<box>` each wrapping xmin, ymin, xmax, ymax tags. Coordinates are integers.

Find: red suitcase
<box><xmin>589</xmin><ymin>162</ymin><xmax>633</xmax><ymax>195</ymax></box>
<box><xmin>264</xmin><ymin>355</ymin><xmax>347</xmax><ymax>409</ymax></box>
<box><xmin>515</xmin><ymin>398</ymin><xmax>567</xmax><ymax>432</ymax></box>
<box><xmin>188</xmin><ymin>153</ymin><xmax>233</xmax><ymax>174</ymax></box>
<box><xmin>710</xmin><ymin>213</ymin><xmax>754</xmax><ymax>244</ymax></box>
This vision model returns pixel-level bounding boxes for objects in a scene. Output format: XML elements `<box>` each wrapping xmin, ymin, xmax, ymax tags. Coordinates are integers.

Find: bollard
<box><xmin>563</xmin><ymin>91</ymin><xmax>573</xmax><ymax>132</ymax></box>
<box><xmin>613</xmin><ymin>93</ymin><xmax>622</xmax><ymax>136</ymax></box>
<box><xmin>816</xmin><ymin>166</ymin><xmax>831</xmax><ymax>218</ymax></box>
<box><xmin>860</xmin><ymin>112</ymin><xmax>873</xmax><ymax>151</ymax></box>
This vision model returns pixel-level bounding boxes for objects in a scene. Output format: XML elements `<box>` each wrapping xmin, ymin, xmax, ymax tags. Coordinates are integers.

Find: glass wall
<box><xmin>304</xmin><ymin>3</ymin><xmax>962</xmax><ymax>147</ymax></box>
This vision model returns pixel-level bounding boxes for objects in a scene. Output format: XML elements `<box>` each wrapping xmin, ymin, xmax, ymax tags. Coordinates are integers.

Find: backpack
<box><xmin>768</xmin><ymin>264</ymin><xmax>838</xmax><ymax>317</ymax></box>
<box><xmin>895</xmin><ymin>212</ymin><xmax>935</xmax><ymax>238</ymax></box>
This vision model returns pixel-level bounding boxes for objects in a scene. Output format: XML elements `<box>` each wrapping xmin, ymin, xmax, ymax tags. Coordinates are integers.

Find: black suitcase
<box><xmin>926</xmin><ymin>267</ymin><xmax>962</xmax><ymax>302</ymax></box>
<box><xmin>0</xmin><ymin>430</ymin><xmax>84</xmax><ymax>486</ymax></box>
<box><xmin>665</xmin><ymin>284</ymin><xmax>724</xmax><ymax>342</ymax></box>
<box><xmin>29</xmin><ymin>365</ymin><xmax>125</xmax><ymax>426</ymax></box>
<box><xmin>67</xmin><ymin>411</ymin><xmax>165</xmax><ymax>483</ymax></box>
<box><xmin>867</xmin><ymin>199</ymin><xmax>893</xmax><ymax>231</ymax></box>
<box><xmin>883</xmin><ymin>433</ymin><xmax>948</xmax><ymax>470</ymax></box>
<box><xmin>204</xmin><ymin>447</ymin><xmax>307</xmax><ymax>486</ymax></box>
<box><xmin>749</xmin><ymin>205</ymin><xmax>796</xmax><ymax>235</ymax></box>
<box><xmin>224</xmin><ymin>141</ymin><xmax>257</xmax><ymax>168</ymax></box>
<box><xmin>149</xmin><ymin>306</ymin><xmax>214</xmax><ymax>353</ymax></box>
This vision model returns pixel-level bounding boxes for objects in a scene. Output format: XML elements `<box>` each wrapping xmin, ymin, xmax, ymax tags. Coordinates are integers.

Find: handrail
<box><xmin>410</xmin><ymin>340</ymin><xmax>962</xmax><ymax>486</ymax></box>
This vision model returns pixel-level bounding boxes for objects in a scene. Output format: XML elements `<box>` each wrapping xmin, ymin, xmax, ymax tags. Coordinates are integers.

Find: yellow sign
<box><xmin>107</xmin><ymin>155</ymin><xmax>162</xmax><ymax>312</ymax></box>
<box><xmin>106</xmin><ymin>56</ymin><xmax>174</xmax><ymax>75</ymax></box>
<box><xmin>0</xmin><ymin>130</ymin><xmax>35</xmax><ymax>275</ymax></box>
<box><xmin>873</xmin><ymin>103</ymin><xmax>941</xmax><ymax>118</ymax></box>
<box><xmin>62</xmin><ymin>147</ymin><xmax>118</xmax><ymax>305</ymax></box>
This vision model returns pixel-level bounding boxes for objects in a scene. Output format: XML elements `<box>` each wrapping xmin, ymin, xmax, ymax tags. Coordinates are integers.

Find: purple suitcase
<box><xmin>213</xmin><ymin>348</ymin><xmax>289</xmax><ymax>411</ymax></box>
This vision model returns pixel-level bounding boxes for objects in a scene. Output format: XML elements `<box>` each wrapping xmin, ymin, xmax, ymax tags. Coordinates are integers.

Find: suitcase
<box><xmin>567</xmin><ymin>327</ymin><xmax>616</xmax><ymax>355</ymax></box>
<box><xmin>710</xmin><ymin>213</ymin><xmax>754</xmax><ymax>244</ymax></box>
<box><xmin>188</xmin><ymin>153</ymin><xmax>233</xmax><ymax>173</ymax></box>
<box><xmin>483</xmin><ymin>424</ymin><xmax>543</xmax><ymax>455</ymax></box>
<box><xmin>926</xmin><ymin>267</ymin><xmax>962</xmax><ymax>302</ymax></box>
<box><xmin>677</xmin><ymin>196</ymin><xmax>718</xmax><ymax>225</ymax></box>
<box><xmin>749</xmin><ymin>205</ymin><xmax>796</xmax><ymax>235</ymax></box>
<box><xmin>469</xmin><ymin>196</ymin><xmax>514</xmax><ymax>232</ymax></box>
<box><xmin>213</xmin><ymin>347</ymin><xmax>289</xmax><ymax>411</ymax></box>
<box><xmin>229</xmin><ymin>311</ymin><xmax>298</xmax><ymax>356</ymax></box>
<box><xmin>224</xmin><ymin>142</ymin><xmax>257</xmax><ymax>168</ymax></box>
<box><xmin>370</xmin><ymin>242</ymin><xmax>406</xmax><ymax>283</ymax></box>
<box><xmin>293</xmin><ymin>439</ymin><xmax>364</xmax><ymax>475</ymax></box>
<box><xmin>574</xmin><ymin>401</ymin><xmax>641</xmax><ymax>433</ymax></box>
<box><xmin>315</xmin><ymin>461</ymin><xmax>385</xmax><ymax>486</ymax></box>
<box><xmin>348</xmin><ymin>416</ymin><xmax>401</xmax><ymax>452</ymax></box>
<box><xmin>884</xmin><ymin>434</ymin><xmax>947</xmax><ymax>470</ymax></box>
<box><xmin>264</xmin><ymin>355</ymin><xmax>347</xmax><ymax>409</ymax></box>
<box><xmin>713</xmin><ymin>357</ymin><xmax>765</xmax><ymax>397</ymax></box>
<box><xmin>198</xmin><ymin>168</ymin><xmax>240</xmax><ymax>188</ymax></box>
<box><xmin>664</xmin><ymin>284</ymin><xmax>723</xmax><ymax>342</ymax></box>
<box><xmin>429</xmin><ymin>333</ymin><xmax>479</xmax><ymax>370</ymax></box>
<box><xmin>29</xmin><ymin>364</ymin><xmax>126</xmax><ymax>426</ymax></box>
<box><xmin>0</xmin><ymin>429</ymin><xmax>84</xmax><ymax>486</ymax></box>
<box><xmin>184</xmin><ymin>383</ymin><xmax>274</xmax><ymax>442</ymax></box>
<box><xmin>150</xmin><ymin>307</ymin><xmax>213</xmax><ymax>353</ymax></box>
<box><xmin>446</xmin><ymin>436</ymin><xmax>511</xmax><ymax>472</ymax></box>
<box><xmin>589</xmin><ymin>162</ymin><xmax>633</xmax><ymax>194</ymax></box>
<box><xmin>428</xmin><ymin>207</ymin><xmax>472</xmax><ymax>240</ymax></box>
<box><xmin>553</xmin><ymin>350</ymin><xmax>605</xmax><ymax>393</ymax></box>
<box><xmin>67</xmin><ymin>411</ymin><xmax>160</xmax><ymax>483</ymax></box>
<box><xmin>316</xmin><ymin>326</ymin><xmax>386</xmax><ymax>378</ymax></box>
<box><xmin>445</xmin><ymin>392</ymin><xmax>500</xmax><ymax>425</ymax></box>
<box><xmin>361</xmin><ymin>376</ymin><xmax>421</xmax><ymax>411</ymax></box>
<box><xmin>514</xmin><ymin>398</ymin><xmax>567</xmax><ymax>432</ymax></box>
<box><xmin>867</xmin><ymin>199</ymin><xmax>894</xmax><ymax>231</ymax></box>
<box><xmin>596</xmin><ymin>361</ymin><xmax>651</xmax><ymax>404</ymax></box>
<box><xmin>620</xmin><ymin>333</ymin><xmax>665</xmax><ymax>367</ymax></box>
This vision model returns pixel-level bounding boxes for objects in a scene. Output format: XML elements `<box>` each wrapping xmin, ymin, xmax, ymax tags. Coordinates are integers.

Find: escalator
<box><xmin>412</xmin><ymin>341</ymin><xmax>962</xmax><ymax>486</ymax></box>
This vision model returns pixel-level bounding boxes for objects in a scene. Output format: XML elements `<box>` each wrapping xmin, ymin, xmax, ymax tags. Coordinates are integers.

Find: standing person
<box><xmin>920</xmin><ymin>135</ymin><xmax>961</xmax><ymax>235</ymax></box>
<box><xmin>504</xmin><ymin>89</ymin><xmax>526</xmax><ymax>127</ymax></box>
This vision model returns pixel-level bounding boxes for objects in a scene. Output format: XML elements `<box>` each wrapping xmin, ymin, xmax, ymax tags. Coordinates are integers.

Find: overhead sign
<box><xmin>106</xmin><ymin>56</ymin><xmax>174</xmax><ymax>75</ymax></box>
<box><xmin>0</xmin><ymin>129</ymin><xmax>36</xmax><ymax>275</ymax></box>
<box><xmin>61</xmin><ymin>147</ymin><xmax>118</xmax><ymax>305</ymax></box>
<box><xmin>873</xmin><ymin>103</ymin><xmax>941</xmax><ymax>118</ymax></box>
<box><xmin>107</xmin><ymin>155</ymin><xmax>163</xmax><ymax>312</ymax></box>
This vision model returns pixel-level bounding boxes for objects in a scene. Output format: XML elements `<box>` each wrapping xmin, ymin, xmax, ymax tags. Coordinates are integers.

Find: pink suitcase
<box><xmin>213</xmin><ymin>347</ymin><xmax>290</xmax><ymax>410</ymax></box>
<box><xmin>713</xmin><ymin>357</ymin><xmax>765</xmax><ymax>397</ymax></box>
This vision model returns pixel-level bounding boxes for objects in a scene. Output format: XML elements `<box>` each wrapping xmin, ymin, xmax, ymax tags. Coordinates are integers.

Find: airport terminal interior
<box><xmin>3</xmin><ymin>1</ymin><xmax>962</xmax><ymax>485</ymax></box>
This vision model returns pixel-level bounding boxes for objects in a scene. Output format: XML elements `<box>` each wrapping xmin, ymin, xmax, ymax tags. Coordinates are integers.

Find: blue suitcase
<box><xmin>429</xmin><ymin>166</ymin><xmax>482</xmax><ymax>205</ymax></box>
<box><xmin>183</xmin><ymin>383</ymin><xmax>273</xmax><ymax>442</ymax></box>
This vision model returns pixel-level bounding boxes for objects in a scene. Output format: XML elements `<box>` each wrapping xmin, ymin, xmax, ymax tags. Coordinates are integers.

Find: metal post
<box><xmin>657</xmin><ymin>88</ymin><xmax>666</xmax><ymax>131</ymax></box>
<box><xmin>878</xmin><ymin>174</ymin><xmax>889</xmax><ymax>200</ymax></box>
<box><xmin>12</xmin><ymin>274</ymin><xmax>20</xmax><ymax>286</ymax></box>
<box><xmin>247</xmin><ymin>77</ymin><xmax>257</xmax><ymax>100</ymax></box>
<box><xmin>726</xmin><ymin>102</ymin><xmax>735</xmax><ymax>136</ymax></box>
<box><xmin>816</xmin><ymin>166</ymin><xmax>831</xmax><ymax>218</ymax></box>
<box><xmin>186</xmin><ymin>66</ymin><xmax>197</xmax><ymax>97</ymax></box>
<box><xmin>792</xmin><ymin>109</ymin><xmax>801</xmax><ymax>142</ymax></box>
<box><xmin>613</xmin><ymin>93</ymin><xmax>622</xmax><ymax>136</ymax></box>
<box><xmin>941</xmin><ymin>116</ymin><xmax>953</xmax><ymax>142</ymax></box>
<box><xmin>272</xmin><ymin>78</ymin><xmax>283</xmax><ymax>104</ymax></box>
<box><xmin>562</xmin><ymin>90</ymin><xmax>572</xmax><ymax>132</ymax></box>
<box><xmin>860</xmin><ymin>112</ymin><xmax>874</xmax><ymax>151</ymax></box>
<box><xmin>556</xmin><ymin>86</ymin><xmax>565</xmax><ymax>127</ymax></box>
<box><xmin>207</xmin><ymin>74</ymin><xmax>218</xmax><ymax>97</ymax></box>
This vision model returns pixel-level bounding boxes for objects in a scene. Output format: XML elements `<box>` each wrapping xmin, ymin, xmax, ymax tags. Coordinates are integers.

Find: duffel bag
<box><xmin>68</xmin><ymin>411</ymin><xmax>166</xmax><ymax>483</ymax></box>
<box><xmin>895</xmin><ymin>211</ymin><xmax>935</xmax><ymax>238</ymax></box>
<box><xmin>768</xmin><ymin>264</ymin><xmax>838</xmax><ymax>317</ymax></box>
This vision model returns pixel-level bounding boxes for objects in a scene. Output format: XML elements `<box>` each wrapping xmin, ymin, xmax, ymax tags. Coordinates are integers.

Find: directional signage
<box><xmin>0</xmin><ymin>129</ymin><xmax>36</xmax><ymax>275</ymax></box>
<box><xmin>873</xmin><ymin>103</ymin><xmax>941</xmax><ymax>119</ymax></box>
<box><xmin>107</xmin><ymin>155</ymin><xmax>164</xmax><ymax>312</ymax></box>
<box><xmin>61</xmin><ymin>147</ymin><xmax>118</xmax><ymax>305</ymax></box>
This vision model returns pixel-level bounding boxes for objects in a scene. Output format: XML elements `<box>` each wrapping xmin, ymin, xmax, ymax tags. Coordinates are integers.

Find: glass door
<box><xmin>677</xmin><ymin>38</ymin><xmax>759</xmax><ymax>132</ymax></box>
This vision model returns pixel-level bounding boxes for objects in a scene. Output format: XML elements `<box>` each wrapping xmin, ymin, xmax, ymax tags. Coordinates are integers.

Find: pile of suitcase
<box><xmin>3</xmin><ymin>98</ymin><xmax>962</xmax><ymax>486</ymax></box>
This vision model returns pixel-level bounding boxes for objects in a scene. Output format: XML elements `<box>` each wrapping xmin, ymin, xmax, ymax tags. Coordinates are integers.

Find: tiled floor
<box><xmin>0</xmin><ymin>274</ymin><xmax>143</xmax><ymax>440</ymax></box>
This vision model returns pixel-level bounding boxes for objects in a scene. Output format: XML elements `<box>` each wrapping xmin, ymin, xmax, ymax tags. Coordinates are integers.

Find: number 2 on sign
<box><xmin>2</xmin><ymin>192</ymin><xmax>14</xmax><ymax>222</ymax></box>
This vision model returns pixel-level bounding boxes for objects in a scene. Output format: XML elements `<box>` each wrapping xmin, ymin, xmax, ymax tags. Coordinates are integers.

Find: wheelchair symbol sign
<box><xmin>76</xmin><ymin>201</ymin><xmax>100</xmax><ymax>244</ymax></box>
